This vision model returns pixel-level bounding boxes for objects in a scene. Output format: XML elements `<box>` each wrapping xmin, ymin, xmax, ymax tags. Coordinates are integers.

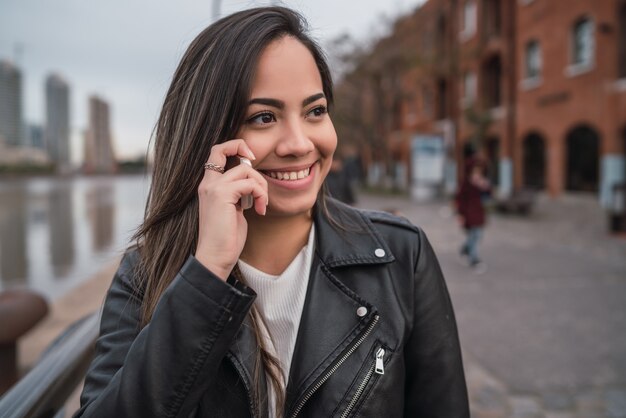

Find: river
<box><xmin>0</xmin><ymin>175</ymin><xmax>150</xmax><ymax>300</ymax></box>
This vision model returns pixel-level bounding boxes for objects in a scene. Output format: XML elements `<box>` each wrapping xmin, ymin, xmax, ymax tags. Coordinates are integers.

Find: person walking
<box><xmin>456</xmin><ymin>143</ymin><xmax>491</xmax><ymax>272</ymax></box>
<box><xmin>75</xmin><ymin>7</ymin><xmax>469</xmax><ymax>417</ymax></box>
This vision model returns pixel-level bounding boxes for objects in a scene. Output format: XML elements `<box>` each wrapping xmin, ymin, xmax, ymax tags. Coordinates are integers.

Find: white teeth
<box><xmin>267</xmin><ymin>168</ymin><xmax>311</xmax><ymax>181</ymax></box>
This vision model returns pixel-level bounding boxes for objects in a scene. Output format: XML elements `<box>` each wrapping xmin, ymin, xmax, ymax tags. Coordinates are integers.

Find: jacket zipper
<box><xmin>340</xmin><ymin>347</ymin><xmax>385</xmax><ymax>418</ymax></box>
<box><xmin>288</xmin><ymin>314</ymin><xmax>380</xmax><ymax>418</ymax></box>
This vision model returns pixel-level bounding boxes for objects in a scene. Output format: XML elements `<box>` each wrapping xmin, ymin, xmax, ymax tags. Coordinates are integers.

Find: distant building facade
<box><xmin>84</xmin><ymin>95</ymin><xmax>116</xmax><ymax>174</ymax></box>
<box><xmin>0</xmin><ymin>59</ymin><xmax>22</xmax><ymax>147</ymax></box>
<box><xmin>45</xmin><ymin>74</ymin><xmax>71</xmax><ymax>173</ymax></box>
<box><xmin>515</xmin><ymin>0</ymin><xmax>626</xmax><ymax>206</ymax></box>
<box><xmin>337</xmin><ymin>0</ymin><xmax>626</xmax><ymax>205</ymax></box>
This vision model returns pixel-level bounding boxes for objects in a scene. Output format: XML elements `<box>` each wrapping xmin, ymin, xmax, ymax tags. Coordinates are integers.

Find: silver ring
<box><xmin>203</xmin><ymin>162</ymin><xmax>225</xmax><ymax>174</ymax></box>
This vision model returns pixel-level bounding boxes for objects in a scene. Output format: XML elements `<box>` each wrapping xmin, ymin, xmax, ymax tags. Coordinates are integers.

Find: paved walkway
<box><xmin>356</xmin><ymin>191</ymin><xmax>626</xmax><ymax>418</ymax></box>
<box><xmin>17</xmin><ymin>191</ymin><xmax>626</xmax><ymax>417</ymax></box>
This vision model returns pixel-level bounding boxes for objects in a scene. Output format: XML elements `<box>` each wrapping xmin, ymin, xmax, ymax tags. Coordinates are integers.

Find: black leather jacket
<box><xmin>75</xmin><ymin>200</ymin><xmax>469</xmax><ymax>417</ymax></box>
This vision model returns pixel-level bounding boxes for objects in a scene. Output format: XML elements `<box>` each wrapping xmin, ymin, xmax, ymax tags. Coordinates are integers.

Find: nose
<box><xmin>275</xmin><ymin>118</ymin><xmax>314</xmax><ymax>157</ymax></box>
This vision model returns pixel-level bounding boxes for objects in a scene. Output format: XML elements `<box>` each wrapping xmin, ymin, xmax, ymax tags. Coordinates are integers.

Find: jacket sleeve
<box><xmin>404</xmin><ymin>228</ymin><xmax>469</xmax><ymax>417</ymax></box>
<box><xmin>74</xmin><ymin>252</ymin><xmax>256</xmax><ymax>418</ymax></box>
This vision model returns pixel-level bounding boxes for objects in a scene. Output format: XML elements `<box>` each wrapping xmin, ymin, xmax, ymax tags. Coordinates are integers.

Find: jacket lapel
<box><xmin>283</xmin><ymin>200</ymin><xmax>395</xmax><ymax>416</ymax></box>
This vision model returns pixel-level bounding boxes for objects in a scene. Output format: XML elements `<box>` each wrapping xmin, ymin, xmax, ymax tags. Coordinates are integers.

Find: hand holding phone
<box><xmin>225</xmin><ymin>156</ymin><xmax>254</xmax><ymax>210</ymax></box>
<box><xmin>196</xmin><ymin>140</ymin><xmax>266</xmax><ymax>281</ymax></box>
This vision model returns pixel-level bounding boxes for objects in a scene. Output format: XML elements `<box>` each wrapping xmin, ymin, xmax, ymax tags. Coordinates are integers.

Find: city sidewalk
<box><xmin>17</xmin><ymin>191</ymin><xmax>626</xmax><ymax>417</ymax></box>
<box><xmin>356</xmin><ymin>191</ymin><xmax>626</xmax><ymax>418</ymax></box>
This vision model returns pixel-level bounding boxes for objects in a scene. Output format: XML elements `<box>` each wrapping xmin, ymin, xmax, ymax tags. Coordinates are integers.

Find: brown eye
<box><xmin>306</xmin><ymin>105</ymin><xmax>328</xmax><ymax>119</ymax></box>
<box><xmin>247</xmin><ymin>111</ymin><xmax>276</xmax><ymax>125</ymax></box>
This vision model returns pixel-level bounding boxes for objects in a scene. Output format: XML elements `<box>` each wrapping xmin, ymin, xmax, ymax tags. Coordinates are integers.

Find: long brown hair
<box><xmin>131</xmin><ymin>6</ymin><xmax>334</xmax><ymax>416</ymax></box>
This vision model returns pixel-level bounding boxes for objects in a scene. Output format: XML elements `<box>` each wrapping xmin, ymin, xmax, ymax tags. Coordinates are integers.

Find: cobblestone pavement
<box><xmin>356</xmin><ymin>191</ymin><xmax>626</xmax><ymax>418</ymax></box>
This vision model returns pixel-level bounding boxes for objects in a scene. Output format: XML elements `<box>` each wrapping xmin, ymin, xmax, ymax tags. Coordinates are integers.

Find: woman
<box><xmin>456</xmin><ymin>143</ymin><xmax>491</xmax><ymax>270</ymax></box>
<box><xmin>76</xmin><ymin>7</ymin><xmax>468</xmax><ymax>417</ymax></box>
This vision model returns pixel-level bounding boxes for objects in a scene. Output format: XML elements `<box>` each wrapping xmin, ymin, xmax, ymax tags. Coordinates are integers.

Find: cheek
<box><xmin>319</xmin><ymin>122</ymin><xmax>338</xmax><ymax>157</ymax></box>
<box><xmin>238</xmin><ymin>132</ymin><xmax>272</xmax><ymax>159</ymax></box>
<box><xmin>318</xmin><ymin>126</ymin><xmax>337</xmax><ymax>180</ymax></box>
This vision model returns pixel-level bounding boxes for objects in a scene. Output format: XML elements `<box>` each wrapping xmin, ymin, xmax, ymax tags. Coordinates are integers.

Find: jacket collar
<box><xmin>312</xmin><ymin>198</ymin><xmax>395</xmax><ymax>268</ymax></box>
<box><xmin>227</xmin><ymin>198</ymin><xmax>395</xmax><ymax>417</ymax></box>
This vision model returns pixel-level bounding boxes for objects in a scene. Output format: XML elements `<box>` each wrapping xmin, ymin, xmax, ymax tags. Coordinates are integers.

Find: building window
<box><xmin>460</xmin><ymin>0</ymin><xmax>477</xmax><ymax>40</ymax></box>
<box><xmin>482</xmin><ymin>55</ymin><xmax>502</xmax><ymax>108</ymax></box>
<box><xmin>525</xmin><ymin>40</ymin><xmax>542</xmax><ymax>79</ymax></box>
<box><xmin>619</xmin><ymin>3</ymin><xmax>626</xmax><ymax>78</ymax></box>
<box><xmin>436</xmin><ymin>79</ymin><xmax>449</xmax><ymax>120</ymax></box>
<box><xmin>437</xmin><ymin>14</ymin><xmax>447</xmax><ymax>53</ymax></box>
<box><xmin>483</xmin><ymin>0</ymin><xmax>502</xmax><ymax>39</ymax></box>
<box><xmin>572</xmin><ymin>17</ymin><xmax>594</xmax><ymax>66</ymax></box>
<box><xmin>463</xmin><ymin>71</ymin><xmax>477</xmax><ymax>104</ymax></box>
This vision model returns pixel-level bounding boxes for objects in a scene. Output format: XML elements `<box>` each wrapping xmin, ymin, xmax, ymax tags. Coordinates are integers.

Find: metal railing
<box><xmin>0</xmin><ymin>312</ymin><xmax>99</xmax><ymax>418</ymax></box>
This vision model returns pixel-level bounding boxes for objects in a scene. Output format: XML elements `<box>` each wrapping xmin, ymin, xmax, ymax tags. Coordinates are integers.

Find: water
<box><xmin>0</xmin><ymin>175</ymin><xmax>151</xmax><ymax>300</ymax></box>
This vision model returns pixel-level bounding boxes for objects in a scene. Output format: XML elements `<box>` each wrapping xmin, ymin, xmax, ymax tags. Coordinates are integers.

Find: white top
<box><xmin>237</xmin><ymin>224</ymin><xmax>315</xmax><ymax>414</ymax></box>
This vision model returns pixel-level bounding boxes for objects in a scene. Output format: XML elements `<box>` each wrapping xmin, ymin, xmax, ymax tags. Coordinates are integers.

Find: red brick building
<box><xmin>515</xmin><ymin>0</ymin><xmax>626</xmax><ymax>206</ymax></box>
<box><xmin>335</xmin><ymin>0</ymin><xmax>626</xmax><ymax>205</ymax></box>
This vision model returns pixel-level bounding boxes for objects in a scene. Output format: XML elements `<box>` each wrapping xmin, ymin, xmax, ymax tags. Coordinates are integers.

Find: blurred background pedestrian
<box><xmin>455</xmin><ymin>143</ymin><xmax>491</xmax><ymax>272</ymax></box>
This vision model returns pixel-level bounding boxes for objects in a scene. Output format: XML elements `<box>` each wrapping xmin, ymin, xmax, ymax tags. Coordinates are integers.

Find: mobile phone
<box><xmin>225</xmin><ymin>156</ymin><xmax>254</xmax><ymax>210</ymax></box>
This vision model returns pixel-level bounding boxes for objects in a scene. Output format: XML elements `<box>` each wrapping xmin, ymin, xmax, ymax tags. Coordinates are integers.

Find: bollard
<box><xmin>0</xmin><ymin>289</ymin><xmax>48</xmax><ymax>395</ymax></box>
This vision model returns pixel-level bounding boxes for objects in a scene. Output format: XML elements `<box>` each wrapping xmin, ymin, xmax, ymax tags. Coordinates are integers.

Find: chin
<box><xmin>266</xmin><ymin>195</ymin><xmax>319</xmax><ymax>218</ymax></box>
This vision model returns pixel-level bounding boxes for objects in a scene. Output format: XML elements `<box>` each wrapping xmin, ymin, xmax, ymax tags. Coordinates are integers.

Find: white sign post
<box><xmin>411</xmin><ymin>135</ymin><xmax>445</xmax><ymax>201</ymax></box>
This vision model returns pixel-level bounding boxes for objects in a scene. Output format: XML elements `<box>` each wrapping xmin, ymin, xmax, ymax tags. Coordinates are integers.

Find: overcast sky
<box><xmin>0</xmin><ymin>0</ymin><xmax>425</xmax><ymax>162</ymax></box>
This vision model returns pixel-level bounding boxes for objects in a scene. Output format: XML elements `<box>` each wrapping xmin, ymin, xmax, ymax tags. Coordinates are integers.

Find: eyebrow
<box><xmin>248</xmin><ymin>92</ymin><xmax>326</xmax><ymax>109</ymax></box>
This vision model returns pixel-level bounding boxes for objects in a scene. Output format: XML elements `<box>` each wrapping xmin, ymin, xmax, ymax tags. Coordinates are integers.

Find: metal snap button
<box><xmin>374</xmin><ymin>248</ymin><xmax>385</xmax><ymax>258</ymax></box>
<box><xmin>356</xmin><ymin>306</ymin><xmax>368</xmax><ymax>317</ymax></box>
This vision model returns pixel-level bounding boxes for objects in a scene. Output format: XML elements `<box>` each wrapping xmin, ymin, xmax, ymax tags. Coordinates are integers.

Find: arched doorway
<box><xmin>565</xmin><ymin>125</ymin><xmax>600</xmax><ymax>192</ymax></box>
<box><xmin>523</xmin><ymin>133</ymin><xmax>546</xmax><ymax>189</ymax></box>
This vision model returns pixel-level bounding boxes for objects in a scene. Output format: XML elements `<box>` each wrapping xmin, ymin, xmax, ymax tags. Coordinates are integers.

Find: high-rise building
<box><xmin>0</xmin><ymin>59</ymin><xmax>23</xmax><ymax>147</ymax></box>
<box><xmin>45</xmin><ymin>74</ymin><xmax>71</xmax><ymax>172</ymax></box>
<box><xmin>84</xmin><ymin>95</ymin><xmax>116</xmax><ymax>174</ymax></box>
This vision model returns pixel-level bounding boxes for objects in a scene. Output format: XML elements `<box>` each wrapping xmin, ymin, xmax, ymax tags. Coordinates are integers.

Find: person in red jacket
<box><xmin>456</xmin><ymin>143</ymin><xmax>491</xmax><ymax>271</ymax></box>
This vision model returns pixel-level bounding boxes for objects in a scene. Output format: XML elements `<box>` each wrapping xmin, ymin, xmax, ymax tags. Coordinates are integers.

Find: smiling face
<box><xmin>238</xmin><ymin>36</ymin><xmax>337</xmax><ymax>218</ymax></box>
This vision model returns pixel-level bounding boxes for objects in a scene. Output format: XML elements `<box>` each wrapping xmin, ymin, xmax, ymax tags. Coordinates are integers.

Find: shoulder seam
<box><xmin>360</xmin><ymin>209</ymin><xmax>421</xmax><ymax>233</ymax></box>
